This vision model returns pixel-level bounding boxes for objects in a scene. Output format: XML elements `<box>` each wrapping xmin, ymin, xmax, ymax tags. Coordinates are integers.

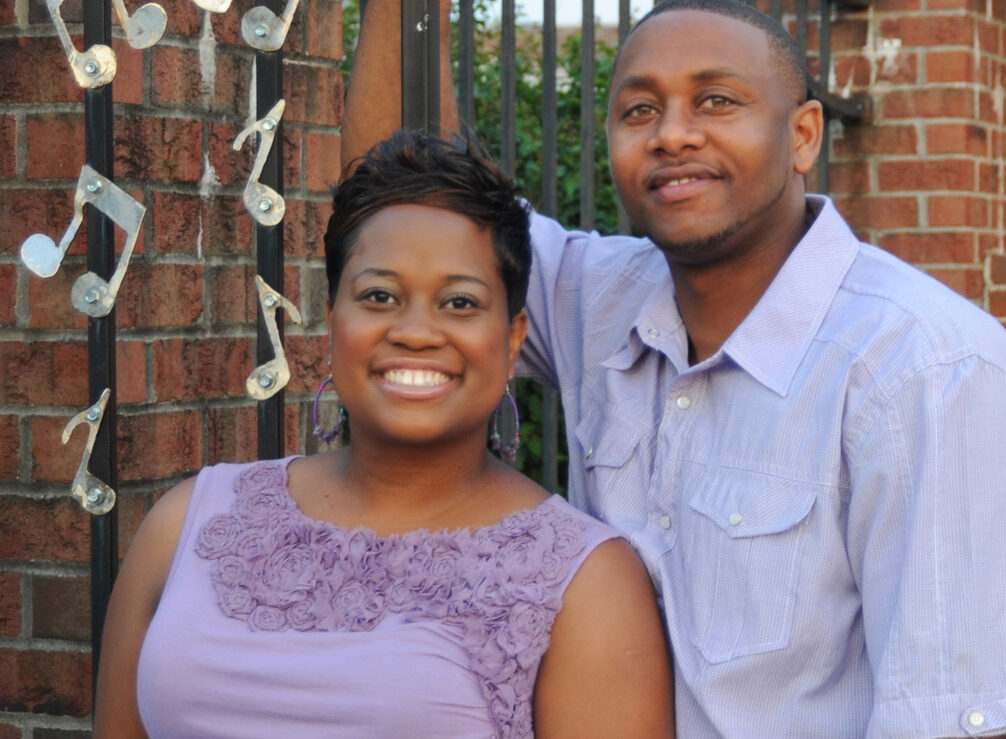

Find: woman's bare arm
<box><xmin>92</xmin><ymin>478</ymin><xmax>195</xmax><ymax>739</ymax></box>
<box><xmin>341</xmin><ymin>0</ymin><xmax>457</xmax><ymax>170</ymax></box>
<box><xmin>534</xmin><ymin>538</ymin><xmax>675</xmax><ymax>738</ymax></box>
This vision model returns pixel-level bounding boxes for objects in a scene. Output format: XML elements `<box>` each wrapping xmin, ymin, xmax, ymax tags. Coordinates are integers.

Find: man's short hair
<box><xmin>618</xmin><ymin>0</ymin><xmax>810</xmax><ymax>105</ymax></box>
<box><xmin>324</xmin><ymin>129</ymin><xmax>532</xmax><ymax>319</ymax></box>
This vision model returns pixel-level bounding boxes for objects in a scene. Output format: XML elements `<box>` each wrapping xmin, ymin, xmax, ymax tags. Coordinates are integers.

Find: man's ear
<box><xmin>792</xmin><ymin>99</ymin><xmax>824</xmax><ymax>175</ymax></box>
<box><xmin>507</xmin><ymin>310</ymin><xmax>529</xmax><ymax>371</ymax></box>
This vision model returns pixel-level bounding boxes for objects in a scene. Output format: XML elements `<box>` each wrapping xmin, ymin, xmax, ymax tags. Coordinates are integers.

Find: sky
<box><xmin>508</xmin><ymin>0</ymin><xmax>647</xmax><ymax>27</ymax></box>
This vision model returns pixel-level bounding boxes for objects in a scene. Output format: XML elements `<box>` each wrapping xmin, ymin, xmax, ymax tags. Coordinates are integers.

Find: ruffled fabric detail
<box><xmin>195</xmin><ymin>461</ymin><xmax>588</xmax><ymax>739</ymax></box>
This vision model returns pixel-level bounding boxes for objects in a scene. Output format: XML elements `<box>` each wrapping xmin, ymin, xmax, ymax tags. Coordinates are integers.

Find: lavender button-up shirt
<box><xmin>519</xmin><ymin>195</ymin><xmax>1006</xmax><ymax>738</ymax></box>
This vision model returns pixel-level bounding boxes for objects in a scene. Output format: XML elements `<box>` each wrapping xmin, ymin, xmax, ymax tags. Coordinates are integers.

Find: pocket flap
<box><xmin>574</xmin><ymin>409</ymin><xmax>645</xmax><ymax>469</ymax></box>
<box><xmin>686</xmin><ymin>463</ymin><xmax>817</xmax><ymax>538</ymax></box>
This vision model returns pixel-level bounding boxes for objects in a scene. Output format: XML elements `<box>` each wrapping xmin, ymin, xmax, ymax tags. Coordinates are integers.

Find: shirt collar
<box><xmin>721</xmin><ymin>195</ymin><xmax>859</xmax><ymax>396</ymax></box>
<box><xmin>602</xmin><ymin>196</ymin><xmax>860</xmax><ymax>394</ymax></box>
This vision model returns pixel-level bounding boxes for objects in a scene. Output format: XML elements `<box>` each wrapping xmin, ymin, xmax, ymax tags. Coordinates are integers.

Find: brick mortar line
<box><xmin>0</xmin><ymin>635</ymin><xmax>91</xmax><ymax>653</ymax></box>
<box><xmin>0</xmin><ymin>392</ymin><xmax>319</xmax><ymax>415</ymax></box>
<box><xmin>0</xmin><ymin>325</ymin><xmax>328</xmax><ymax>341</ymax></box>
<box><xmin>0</xmin><ymin>712</ymin><xmax>91</xmax><ymax>731</ymax></box>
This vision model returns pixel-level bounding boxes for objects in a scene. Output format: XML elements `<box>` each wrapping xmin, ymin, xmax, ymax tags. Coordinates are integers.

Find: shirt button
<box><xmin>585</xmin><ymin>447</ymin><xmax>594</xmax><ymax>458</ymax></box>
<box><xmin>648</xmin><ymin>328</ymin><xmax>660</xmax><ymax>337</ymax></box>
<box><xmin>968</xmin><ymin>712</ymin><xmax>985</xmax><ymax>728</ymax></box>
<box><xmin>658</xmin><ymin>515</ymin><xmax>671</xmax><ymax>530</ymax></box>
<box><xmin>728</xmin><ymin>512</ymin><xmax>743</xmax><ymax>526</ymax></box>
<box><xmin>676</xmin><ymin>395</ymin><xmax>692</xmax><ymax>410</ymax></box>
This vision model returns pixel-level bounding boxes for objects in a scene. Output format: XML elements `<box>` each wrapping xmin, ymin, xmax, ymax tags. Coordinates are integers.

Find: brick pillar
<box><xmin>828</xmin><ymin>0</ymin><xmax>1006</xmax><ymax>323</ymax></box>
<box><xmin>0</xmin><ymin>0</ymin><xmax>343</xmax><ymax>734</ymax></box>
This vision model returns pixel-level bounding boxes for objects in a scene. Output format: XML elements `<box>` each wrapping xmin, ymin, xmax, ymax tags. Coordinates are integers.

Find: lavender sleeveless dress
<box><xmin>136</xmin><ymin>457</ymin><xmax>620</xmax><ymax>738</ymax></box>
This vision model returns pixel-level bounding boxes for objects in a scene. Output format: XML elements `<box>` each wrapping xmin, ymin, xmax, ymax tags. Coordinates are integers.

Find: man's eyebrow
<box><xmin>613</xmin><ymin>68</ymin><xmax>754</xmax><ymax>94</ymax></box>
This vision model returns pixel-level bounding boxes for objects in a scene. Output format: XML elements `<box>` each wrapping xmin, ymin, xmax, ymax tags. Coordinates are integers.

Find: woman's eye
<box><xmin>360</xmin><ymin>288</ymin><xmax>396</xmax><ymax>305</ymax></box>
<box><xmin>444</xmin><ymin>295</ymin><xmax>478</xmax><ymax>311</ymax></box>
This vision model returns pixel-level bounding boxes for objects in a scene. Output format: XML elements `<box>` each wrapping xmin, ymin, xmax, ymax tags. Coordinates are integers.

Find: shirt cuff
<box><xmin>870</xmin><ymin>694</ymin><xmax>1006</xmax><ymax>738</ymax></box>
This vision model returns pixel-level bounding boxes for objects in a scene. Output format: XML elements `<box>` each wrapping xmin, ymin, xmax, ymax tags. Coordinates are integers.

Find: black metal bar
<box><xmin>255</xmin><ymin>0</ymin><xmax>285</xmax><ymax>461</ymax></box>
<box><xmin>616</xmin><ymin>0</ymin><xmax>632</xmax><ymax>234</ymax></box>
<box><xmin>817</xmin><ymin>0</ymin><xmax>831</xmax><ymax>193</ymax></box>
<box><xmin>459</xmin><ymin>0</ymin><xmax>475</xmax><ymax>126</ymax></box>
<box><xmin>83</xmin><ymin>0</ymin><xmax>118</xmax><ymax>697</ymax></box>
<box><xmin>579</xmin><ymin>0</ymin><xmax>595</xmax><ymax>230</ymax></box>
<box><xmin>541</xmin><ymin>0</ymin><xmax>559</xmax><ymax>493</ymax></box>
<box><xmin>795</xmin><ymin>0</ymin><xmax>807</xmax><ymax>60</ymax></box>
<box><xmin>401</xmin><ymin>0</ymin><xmax>439</xmax><ymax>132</ymax></box>
<box><xmin>500</xmin><ymin>0</ymin><xmax>516</xmax><ymax>174</ymax></box>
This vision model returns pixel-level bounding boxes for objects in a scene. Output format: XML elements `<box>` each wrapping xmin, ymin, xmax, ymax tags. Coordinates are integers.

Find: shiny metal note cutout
<box><xmin>241</xmin><ymin>0</ymin><xmax>300</xmax><ymax>51</ymax></box>
<box><xmin>61</xmin><ymin>388</ymin><xmax>116</xmax><ymax>516</ymax></box>
<box><xmin>191</xmin><ymin>0</ymin><xmax>231</xmax><ymax>13</ymax></box>
<box><xmin>247</xmin><ymin>275</ymin><xmax>302</xmax><ymax>401</ymax></box>
<box><xmin>232</xmin><ymin>99</ymin><xmax>286</xmax><ymax>227</ymax></box>
<box><xmin>47</xmin><ymin>0</ymin><xmax>117</xmax><ymax>88</ymax></box>
<box><xmin>20</xmin><ymin>165</ymin><xmax>146</xmax><ymax>318</ymax></box>
<box><xmin>112</xmin><ymin>0</ymin><xmax>167</xmax><ymax>49</ymax></box>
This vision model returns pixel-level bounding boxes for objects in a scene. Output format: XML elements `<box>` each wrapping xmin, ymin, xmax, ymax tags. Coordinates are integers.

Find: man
<box><xmin>341</xmin><ymin>0</ymin><xmax>1006</xmax><ymax>735</ymax></box>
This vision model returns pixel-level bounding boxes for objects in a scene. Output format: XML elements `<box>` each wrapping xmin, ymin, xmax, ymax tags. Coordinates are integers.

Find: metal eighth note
<box><xmin>190</xmin><ymin>0</ymin><xmax>232</xmax><ymax>12</ymax></box>
<box><xmin>232</xmin><ymin>99</ymin><xmax>286</xmax><ymax>227</ymax></box>
<box><xmin>247</xmin><ymin>275</ymin><xmax>302</xmax><ymax>400</ymax></box>
<box><xmin>61</xmin><ymin>388</ymin><xmax>116</xmax><ymax>516</ymax></box>
<box><xmin>20</xmin><ymin>165</ymin><xmax>146</xmax><ymax>318</ymax></box>
<box><xmin>46</xmin><ymin>0</ymin><xmax>117</xmax><ymax>88</ymax></box>
<box><xmin>111</xmin><ymin>0</ymin><xmax>167</xmax><ymax>49</ymax></box>
<box><xmin>241</xmin><ymin>0</ymin><xmax>300</xmax><ymax>51</ymax></box>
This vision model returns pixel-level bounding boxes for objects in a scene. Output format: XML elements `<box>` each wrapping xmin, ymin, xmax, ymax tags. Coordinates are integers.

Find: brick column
<box><xmin>0</xmin><ymin>0</ymin><xmax>343</xmax><ymax>734</ymax></box>
<box><xmin>828</xmin><ymin>0</ymin><xmax>1006</xmax><ymax>323</ymax></box>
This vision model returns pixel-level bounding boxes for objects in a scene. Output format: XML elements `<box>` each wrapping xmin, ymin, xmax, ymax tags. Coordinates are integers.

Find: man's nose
<box><xmin>648</xmin><ymin>103</ymin><xmax>705</xmax><ymax>155</ymax></box>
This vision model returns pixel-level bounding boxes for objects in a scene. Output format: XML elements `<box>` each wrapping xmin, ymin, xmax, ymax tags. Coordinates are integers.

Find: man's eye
<box><xmin>623</xmin><ymin>104</ymin><xmax>658</xmax><ymax>120</ymax></box>
<box><xmin>698</xmin><ymin>95</ymin><xmax>733</xmax><ymax>110</ymax></box>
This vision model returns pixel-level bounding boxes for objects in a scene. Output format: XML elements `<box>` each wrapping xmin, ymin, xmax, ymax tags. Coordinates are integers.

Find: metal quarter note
<box><xmin>247</xmin><ymin>275</ymin><xmax>302</xmax><ymax>401</ymax></box>
<box><xmin>241</xmin><ymin>0</ymin><xmax>300</xmax><ymax>51</ymax></box>
<box><xmin>46</xmin><ymin>0</ymin><xmax>117</xmax><ymax>88</ymax></box>
<box><xmin>110</xmin><ymin>0</ymin><xmax>167</xmax><ymax>49</ymax></box>
<box><xmin>232</xmin><ymin>99</ymin><xmax>287</xmax><ymax>227</ymax></box>
<box><xmin>61</xmin><ymin>388</ymin><xmax>116</xmax><ymax>516</ymax></box>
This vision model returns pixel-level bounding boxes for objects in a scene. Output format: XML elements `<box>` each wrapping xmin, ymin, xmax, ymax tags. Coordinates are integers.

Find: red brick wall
<box><xmin>826</xmin><ymin>0</ymin><xmax>1006</xmax><ymax>316</ymax></box>
<box><xmin>1</xmin><ymin>0</ymin><xmax>1005</xmax><ymax>734</ymax></box>
<box><xmin>0</xmin><ymin>0</ymin><xmax>342</xmax><ymax>734</ymax></box>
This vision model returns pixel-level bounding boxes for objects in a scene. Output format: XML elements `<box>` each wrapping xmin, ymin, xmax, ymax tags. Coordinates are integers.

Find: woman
<box><xmin>94</xmin><ymin>130</ymin><xmax>673</xmax><ymax>738</ymax></box>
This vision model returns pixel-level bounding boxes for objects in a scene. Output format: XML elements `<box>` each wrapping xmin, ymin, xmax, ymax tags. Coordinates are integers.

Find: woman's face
<box><xmin>328</xmin><ymin>204</ymin><xmax>526</xmax><ymax>449</ymax></box>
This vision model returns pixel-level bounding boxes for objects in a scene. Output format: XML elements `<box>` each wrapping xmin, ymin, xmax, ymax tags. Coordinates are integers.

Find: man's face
<box><xmin>607</xmin><ymin>10</ymin><xmax>815</xmax><ymax>267</ymax></box>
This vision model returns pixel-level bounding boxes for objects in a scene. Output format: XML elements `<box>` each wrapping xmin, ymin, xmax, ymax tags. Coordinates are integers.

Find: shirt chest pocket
<box><xmin>680</xmin><ymin>461</ymin><xmax>817</xmax><ymax>664</ymax></box>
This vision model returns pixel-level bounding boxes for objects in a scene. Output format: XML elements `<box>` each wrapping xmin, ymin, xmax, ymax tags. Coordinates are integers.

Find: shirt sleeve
<box><xmin>846</xmin><ymin>354</ymin><xmax>1006</xmax><ymax>739</ymax></box>
<box><xmin>516</xmin><ymin>211</ymin><xmax>586</xmax><ymax>389</ymax></box>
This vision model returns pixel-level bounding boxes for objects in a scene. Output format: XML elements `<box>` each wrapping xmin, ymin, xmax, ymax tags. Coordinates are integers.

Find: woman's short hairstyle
<box><xmin>324</xmin><ymin>129</ymin><xmax>532</xmax><ymax>319</ymax></box>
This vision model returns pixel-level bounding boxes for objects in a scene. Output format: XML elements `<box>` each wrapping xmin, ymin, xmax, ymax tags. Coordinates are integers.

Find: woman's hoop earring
<box><xmin>313</xmin><ymin>375</ymin><xmax>346</xmax><ymax>446</ymax></box>
<box><xmin>490</xmin><ymin>383</ymin><xmax>520</xmax><ymax>463</ymax></box>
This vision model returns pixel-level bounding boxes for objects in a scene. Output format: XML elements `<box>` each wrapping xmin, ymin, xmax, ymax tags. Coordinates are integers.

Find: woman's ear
<box><xmin>507</xmin><ymin>311</ymin><xmax>529</xmax><ymax>372</ymax></box>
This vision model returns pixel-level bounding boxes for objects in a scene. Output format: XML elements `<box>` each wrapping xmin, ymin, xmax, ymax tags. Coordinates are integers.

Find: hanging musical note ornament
<box><xmin>20</xmin><ymin>164</ymin><xmax>146</xmax><ymax>318</ymax></box>
<box><xmin>247</xmin><ymin>275</ymin><xmax>302</xmax><ymax>400</ymax></box>
<box><xmin>62</xmin><ymin>388</ymin><xmax>117</xmax><ymax>515</ymax></box>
